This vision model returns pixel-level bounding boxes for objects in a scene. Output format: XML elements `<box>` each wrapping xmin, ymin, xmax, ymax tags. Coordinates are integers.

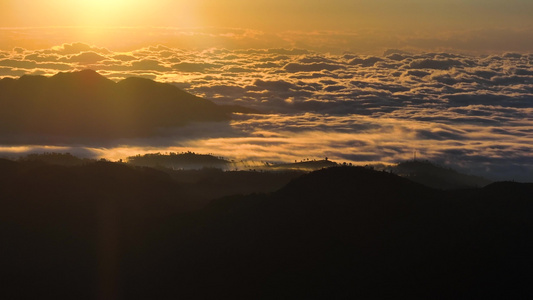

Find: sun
<box><xmin>59</xmin><ymin>0</ymin><xmax>201</xmax><ymax>28</ymax></box>
<box><xmin>69</xmin><ymin>0</ymin><xmax>145</xmax><ymax>26</ymax></box>
<box><xmin>3</xmin><ymin>0</ymin><xmax>202</xmax><ymax>37</ymax></box>
<box><xmin>3</xmin><ymin>0</ymin><xmax>162</xmax><ymax>27</ymax></box>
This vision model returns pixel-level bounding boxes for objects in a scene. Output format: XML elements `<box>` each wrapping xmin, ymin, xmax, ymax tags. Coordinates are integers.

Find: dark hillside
<box><xmin>0</xmin><ymin>161</ymin><xmax>192</xmax><ymax>299</ymax></box>
<box><xmin>18</xmin><ymin>152</ymin><xmax>92</xmax><ymax>166</ymax></box>
<box><xmin>1</xmin><ymin>163</ymin><xmax>531</xmax><ymax>299</ymax></box>
<box><xmin>123</xmin><ymin>167</ymin><xmax>533</xmax><ymax>299</ymax></box>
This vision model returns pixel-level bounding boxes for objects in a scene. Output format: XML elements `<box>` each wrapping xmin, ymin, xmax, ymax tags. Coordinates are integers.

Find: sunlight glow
<box><xmin>2</xmin><ymin>0</ymin><xmax>200</xmax><ymax>29</ymax></box>
<box><xmin>69</xmin><ymin>0</ymin><xmax>152</xmax><ymax>26</ymax></box>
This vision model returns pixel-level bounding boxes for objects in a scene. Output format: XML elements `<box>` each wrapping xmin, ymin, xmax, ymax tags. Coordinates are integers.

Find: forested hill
<box><xmin>127</xmin><ymin>152</ymin><xmax>230</xmax><ymax>169</ymax></box>
<box><xmin>0</xmin><ymin>70</ymin><xmax>253</xmax><ymax>143</ymax></box>
<box><xmin>0</xmin><ymin>161</ymin><xmax>532</xmax><ymax>299</ymax></box>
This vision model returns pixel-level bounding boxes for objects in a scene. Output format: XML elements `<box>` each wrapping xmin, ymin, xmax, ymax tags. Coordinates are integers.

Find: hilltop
<box><xmin>265</xmin><ymin>158</ymin><xmax>338</xmax><ymax>171</ymax></box>
<box><xmin>0</xmin><ymin>70</ymin><xmax>255</xmax><ymax>143</ymax></box>
<box><xmin>9</xmin><ymin>152</ymin><xmax>494</xmax><ymax>189</ymax></box>
<box><xmin>127</xmin><ymin>152</ymin><xmax>230</xmax><ymax>169</ymax></box>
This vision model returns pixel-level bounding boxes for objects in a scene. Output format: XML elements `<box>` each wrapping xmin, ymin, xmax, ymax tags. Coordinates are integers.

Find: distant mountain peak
<box><xmin>50</xmin><ymin>69</ymin><xmax>112</xmax><ymax>84</ymax></box>
<box><xmin>0</xmin><ymin>70</ymin><xmax>239</xmax><ymax>143</ymax></box>
<box><xmin>392</xmin><ymin>160</ymin><xmax>492</xmax><ymax>189</ymax></box>
<box><xmin>117</xmin><ymin>75</ymin><xmax>153</xmax><ymax>84</ymax></box>
<box><xmin>52</xmin><ymin>69</ymin><xmax>100</xmax><ymax>77</ymax></box>
<box><xmin>76</xmin><ymin>69</ymin><xmax>101</xmax><ymax>76</ymax></box>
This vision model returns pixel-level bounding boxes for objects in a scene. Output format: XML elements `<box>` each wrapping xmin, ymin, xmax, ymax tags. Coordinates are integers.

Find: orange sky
<box><xmin>2</xmin><ymin>0</ymin><xmax>532</xmax><ymax>29</ymax></box>
<box><xmin>1</xmin><ymin>0</ymin><xmax>532</xmax><ymax>53</ymax></box>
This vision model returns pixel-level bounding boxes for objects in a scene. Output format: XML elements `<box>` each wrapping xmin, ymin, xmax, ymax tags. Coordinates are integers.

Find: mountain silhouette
<box><xmin>0</xmin><ymin>70</ymin><xmax>251</xmax><ymax>143</ymax></box>
<box><xmin>266</xmin><ymin>158</ymin><xmax>338</xmax><ymax>171</ymax></box>
<box><xmin>1</xmin><ymin>162</ymin><xmax>532</xmax><ymax>299</ymax></box>
<box><xmin>127</xmin><ymin>152</ymin><xmax>230</xmax><ymax>169</ymax></box>
<box><xmin>391</xmin><ymin>160</ymin><xmax>492</xmax><ymax>189</ymax></box>
<box><xmin>18</xmin><ymin>152</ymin><xmax>92</xmax><ymax>166</ymax></box>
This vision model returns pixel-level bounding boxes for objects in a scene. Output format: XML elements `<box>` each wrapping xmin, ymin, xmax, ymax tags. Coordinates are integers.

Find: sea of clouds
<box><xmin>0</xmin><ymin>43</ymin><xmax>532</xmax><ymax>181</ymax></box>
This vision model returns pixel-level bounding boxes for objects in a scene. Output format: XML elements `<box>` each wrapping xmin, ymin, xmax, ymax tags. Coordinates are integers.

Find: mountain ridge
<box><xmin>0</xmin><ymin>70</ymin><xmax>253</xmax><ymax>143</ymax></box>
<box><xmin>390</xmin><ymin>160</ymin><xmax>492</xmax><ymax>189</ymax></box>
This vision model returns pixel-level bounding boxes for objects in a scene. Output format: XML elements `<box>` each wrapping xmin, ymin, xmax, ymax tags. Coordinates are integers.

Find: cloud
<box><xmin>408</xmin><ymin>58</ymin><xmax>465</xmax><ymax>70</ymax></box>
<box><xmin>348</xmin><ymin>57</ymin><xmax>382</xmax><ymax>67</ymax></box>
<box><xmin>112</xmin><ymin>54</ymin><xmax>138</xmax><ymax>61</ymax></box>
<box><xmin>0</xmin><ymin>44</ymin><xmax>532</xmax><ymax>180</ymax></box>
<box><xmin>51</xmin><ymin>42</ymin><xmax>110</xmax><ymax>55</ymax></box>
<box><xmin>194</xmin><ymin>85</ymin><xmax>247</xmax><ymax>99</ymax></box>
<box><xmin>405</xmin><ymin>70</ymin><xmax>431</xmax><ymax>78</ymax></box>
<box><xmin>252</xmin><ymin>79</ymin><xmax>297</xmax><ymax>92</ymax></box>
<box><xmin>252</xmin><ymin>62</ymin><xmax>280</xmax><ymax>68</ymax></box>
<box><xmin>383</xmin><ymin>49</ymin><xmax>410</xmax><ymax>56</ymax></box>
<box><xmin>67</xmin><ymin>52</ymin><xmax>107</xmax><ymax>64</ymax></box>
<box><xmin>172</xmin><ymin>62</ymin><xmax>218</xmax><ymax>72</ymax></box>
<box><xmin>415</xmin><ymin>129</ymin><xmax>467</xmax><ymax>141</ymax></box>
<box><xmin>0</xmin><ymin>67</ymin><xmax>33</xmax><ymax>77</ymax></box>
<box><xmin>323</xmin><ymin>85</ymin><xmax>345</xmax><ymax>92</ymax></box>
<box><xmin>0</xmin><ymin>59</ymin><xmax>37</xmax><ymax>69</ymax></box>
<box><xmin>283</xmin><ymin>62</ymin><xmax>344</xmax><ymax>72</ymax></box>
<box><xmin>24</xmin><ymin>53</ymin><xmax>61</xmax><ymax>62</ymax></box>
<box><xmin>131</xmin><ymin>59</ymin><xmax>170</xmax><ymax>71</ymax></box>
<box><xmin>268</xmin><ymin>48</ymin><xmax>309</xmax><ymax>55</ymax></box>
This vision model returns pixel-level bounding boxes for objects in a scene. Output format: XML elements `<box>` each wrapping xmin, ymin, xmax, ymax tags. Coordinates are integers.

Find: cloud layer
<box><xmin>0</xmin><ymin>43</ymin><xmax>532</xmax><ymax>181</ymax></box>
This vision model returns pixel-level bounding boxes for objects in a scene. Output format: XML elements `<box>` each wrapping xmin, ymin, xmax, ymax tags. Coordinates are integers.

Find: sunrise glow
<box><xmin>0</xmin><ymin>0</ymin><xmax>531</xmax><ymax>178</ymax></box>
<box><xmin>1</xmin><ymin>1</ymin><xmax>533</xmax><ymax>299</ymax></box>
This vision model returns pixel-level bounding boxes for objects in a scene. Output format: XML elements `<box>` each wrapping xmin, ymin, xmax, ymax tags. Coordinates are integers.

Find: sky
<box><xmin>0</xmin><ymin>0</ymin><xmax>532</xmax><ymax>181</ymax></box>
<box><xmin>1</xmin><ymin>0</ymin><xmax>532</xmax><ymax>53</ymax></box>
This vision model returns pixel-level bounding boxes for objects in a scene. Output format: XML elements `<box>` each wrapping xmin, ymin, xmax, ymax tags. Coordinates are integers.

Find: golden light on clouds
<box><xmin>0</xmin><ymin>1</ymin><xmax>532</xmax><ymax>181</ymax></box>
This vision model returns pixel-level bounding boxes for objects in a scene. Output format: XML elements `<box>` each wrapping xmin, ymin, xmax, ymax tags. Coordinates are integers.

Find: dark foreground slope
<box><xmin>138</xmin><ymin>167</ymin><xmax>532</xmax><ymax>299</ymax></box>
<box><xmin>0</xmin><ymin>70</ymin><xmax>249</xmax><ymax>143</ymax></box>
<box><xmin>1</xmin><ymin>163</ymin><xmax>532</xmax><ymax>299</ymax></box>
<box><xmin>0</xmin><ymin>160</ymin><xmax>194</xmax><ymax>299</ymax></box>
